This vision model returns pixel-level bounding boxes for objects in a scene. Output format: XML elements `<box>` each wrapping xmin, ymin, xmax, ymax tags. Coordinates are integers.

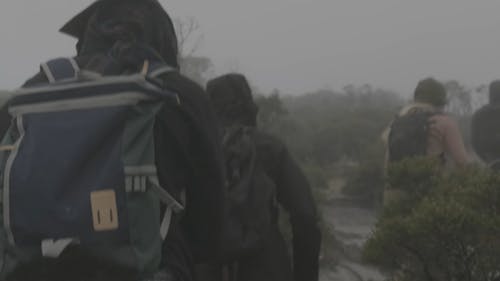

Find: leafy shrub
<box><xmin>342</xmin><ymin>159</ymin><xmax>385</xmax><ymax>208</ymax></box>
<box><xmin>364</xmin><ymin>159</ymin><xmax>500</xmax><ymax>281</ymax></box>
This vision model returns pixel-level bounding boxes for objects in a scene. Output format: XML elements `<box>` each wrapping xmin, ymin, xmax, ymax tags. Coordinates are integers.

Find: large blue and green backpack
<box><xmin>0</xmin><ymin>58</ymin><xmax>183</xmax><ymax>279</ymax></box>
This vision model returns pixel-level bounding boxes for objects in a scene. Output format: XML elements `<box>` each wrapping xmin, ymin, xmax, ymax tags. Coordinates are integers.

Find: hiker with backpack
<box><xmin>382</xmin><ymin>78</ymin><xmax>469</xmax><ymax>204</ymax></box>
<box><xmin>0</xmin><ymin>1</ymin><xmax>225</xmax><ymax>281</ymax></box>
<box><xmin>471</xmin><ymin>80</ymin><xmax>500</xmax><ymax>170</ymax></box>
<box><xmin>205</xmin><ymin>73</ymin><xmax>321</xmax><ymax>281</ymax></box>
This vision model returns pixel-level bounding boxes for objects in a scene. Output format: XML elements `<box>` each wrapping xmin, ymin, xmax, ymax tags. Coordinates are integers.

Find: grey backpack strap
<box><xmin>41</xmin><ymin>58</ymin><xmax>80</xmax><ymax>83</ymax></box>
<box><xmin>141</xmin><ymin>61</ymin><xmax>176</xmax><ymax>79</ymax></box>
<box><xmin>160</xmin><ymin>206</ymin><xmax>173</xmax><ymax>240</ymax></box>
<box><xmin>148</xmin><ymin>176</ymin><xmax>184</xmax><ymax>240</ymax></box>
<box><xmin>140</xmin><ymin>61</ymin><xmax>181</xmax><ymax>105</ymax></box>
<box><xmin>148</xmin><ymin>65</ymin><xmax>176</xmax><ymax>79</ymax></box>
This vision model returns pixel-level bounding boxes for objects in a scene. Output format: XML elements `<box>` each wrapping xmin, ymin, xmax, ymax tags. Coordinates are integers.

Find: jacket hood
<box><xmin>60</xmin><ymin>0</ymin><xmax>179</xmax><ymax>68</ymax></box>
<box><xmin>207</xmin><ymin>73</ymin><xmax>258</xmax><ymax>127</ymax></box>
<box><xmin>489</xmin><ymin>80</ymin><xmax>500</xmax><ymax>104</ymax></box>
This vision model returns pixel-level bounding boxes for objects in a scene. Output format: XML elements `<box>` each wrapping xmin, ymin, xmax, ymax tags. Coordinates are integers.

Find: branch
<box><xmin>174</xmin><ymin>17</ymin><xmax>203</xmax><ymax>58</ymax></box>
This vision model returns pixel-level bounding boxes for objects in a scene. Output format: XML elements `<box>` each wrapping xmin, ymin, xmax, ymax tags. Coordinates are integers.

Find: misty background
<box><xmin>2</xmin><ymin>0</ymin><xmax>500</xmax><ymax>96</ymax></box>
<box><xmin>2</xmin><ymin>2</ymin><xmax>499</xmax><ymax>280</ymax></box>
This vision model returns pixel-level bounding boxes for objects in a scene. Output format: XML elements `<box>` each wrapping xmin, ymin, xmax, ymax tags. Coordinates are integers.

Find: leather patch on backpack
<box><xmin>90</xmin><ymin>190</ymin><xmax>119</xmax><ymax>231</ymax></box>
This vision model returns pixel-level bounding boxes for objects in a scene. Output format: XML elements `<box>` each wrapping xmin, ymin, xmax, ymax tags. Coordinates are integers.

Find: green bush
<box><xmin>255</xmin><ymin>88</ymin><xmax>402</xmax><ymax>208</ymax></box>
<box><xmin>364</xmin><ymin>159</ymin><xmax>500</xmax><ymax>281</ymax></box>
<box><xmin>342</xmin><ymin>159</ymin><xmax>385</xmax><ymax>208</ymax></box>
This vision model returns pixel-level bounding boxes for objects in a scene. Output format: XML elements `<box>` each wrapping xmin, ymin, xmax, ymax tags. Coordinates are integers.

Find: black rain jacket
<box><xmin>206</xmin><ymin>74</ymin><xmax>321</xmax><ymax>281</ymax></box>
<box><xmin>1</xmin><ymin>1</ymin><xmax>225</xmax><ymax>280</ymax></box>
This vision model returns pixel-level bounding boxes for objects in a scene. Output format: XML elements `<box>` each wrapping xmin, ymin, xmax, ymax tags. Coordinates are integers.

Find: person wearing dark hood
<box><xmin>471</xmin><ymin>80</ymin><xmax>500</xmax><ymax>169</ymax></box>
<box><xmin>0</xmin><ymin>1</ymin><xmax>225</xmax><ymax>281</ymax></box>
<box><xmin>205</xmin><ymin>73</ymin><xmax>321</xmax><ymax>281</ymax></box>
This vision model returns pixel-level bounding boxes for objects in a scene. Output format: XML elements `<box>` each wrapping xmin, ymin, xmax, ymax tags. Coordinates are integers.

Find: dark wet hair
<box><xmin>414</xmin><ymin>78</ymin><xmax>447</xmax><ymax>107</ymax></box>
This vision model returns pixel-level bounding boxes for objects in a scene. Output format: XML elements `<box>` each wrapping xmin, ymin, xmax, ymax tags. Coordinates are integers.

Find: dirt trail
<box><xmin>319</xmin><ymin>201</ymin><xmax>386</xmax><ymax>281</ymax></box>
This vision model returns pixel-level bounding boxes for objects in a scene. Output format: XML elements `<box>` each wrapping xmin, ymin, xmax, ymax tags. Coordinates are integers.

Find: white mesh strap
<box><xmin>160</xmin><ymin>206</ymin><xmax>173</xmax><ymax>240</ymax></box>
<box><xmin>41</xmin><ymin>238</ymin><xmax>77</xmax><ymax>258</ymax></box>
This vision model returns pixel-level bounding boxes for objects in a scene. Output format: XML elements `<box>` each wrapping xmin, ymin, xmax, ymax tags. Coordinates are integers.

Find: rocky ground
<box><xmin>318</xmin><ymin>180</ymin><xmax>387</xmax><ymax>281</ymax></box>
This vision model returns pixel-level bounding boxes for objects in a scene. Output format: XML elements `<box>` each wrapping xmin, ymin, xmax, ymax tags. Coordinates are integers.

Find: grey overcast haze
<box><xmin>2</xmin><ymin>0</ymin><xmax>500</xmax><ymax>97</ymax></box>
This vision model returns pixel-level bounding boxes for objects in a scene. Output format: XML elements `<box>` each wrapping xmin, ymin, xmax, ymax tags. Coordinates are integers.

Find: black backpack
<box><xmin>388</xmin><ymin>110</ymin><xmax>436</xmax><ymax>162</ymax></box>
<box><xmin>219</xmin><ymin>126</ymin><xmax>275</xmax><ymax>260</ymax></box>
<box><xmin>471</xmin><ymin>104</ymin><xmax>500</xmax><ymax>169</ymax></box>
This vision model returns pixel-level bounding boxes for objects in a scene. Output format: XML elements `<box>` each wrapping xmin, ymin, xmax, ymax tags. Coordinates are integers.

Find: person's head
<box><xmin>60</xmin><ymin>0</ymin><xmax>178</xmax><ymax>68</ymax></box>
<box><xmin>489</xmin><ymin>80</ymin><xmax>500</xmax><ymax>104</ymax></box>
<box><xmin>207</xmin><ymin>74</ymin><xmax>258</xmax><ymax>127</ymax></box>
<box><xmin>413</xmin><ymin>78</ymin><xmax>447</xmax><ymax>108</ymax></box>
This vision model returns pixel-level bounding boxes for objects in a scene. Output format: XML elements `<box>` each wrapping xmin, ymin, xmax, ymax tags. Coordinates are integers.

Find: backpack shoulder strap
<box><xmin>41</xmin><ymin>58</ymin><xmax>80</xmax><ymax>83</ymax></box>
<box><xmin>140</xmin><ymin>61</ymin><xmax>180</xmax><ymax>104</ymax></box>
<box><xmin>143</xmin><ymin>61</ymin><xmax>177</xmax><ymax>79</ymax></box>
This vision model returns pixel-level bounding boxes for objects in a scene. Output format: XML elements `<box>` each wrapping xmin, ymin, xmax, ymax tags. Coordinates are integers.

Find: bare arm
<box><xmin>443</xmin><ymin>116</ymin><xmax>469</xmax><ymax>167</ymax></box>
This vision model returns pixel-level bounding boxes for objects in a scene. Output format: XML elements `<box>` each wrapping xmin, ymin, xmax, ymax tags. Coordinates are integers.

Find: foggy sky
<box><xmin>2</xmin><ymin>0</ymin><xmax>500</xmax><ymax>97</ymax></box>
